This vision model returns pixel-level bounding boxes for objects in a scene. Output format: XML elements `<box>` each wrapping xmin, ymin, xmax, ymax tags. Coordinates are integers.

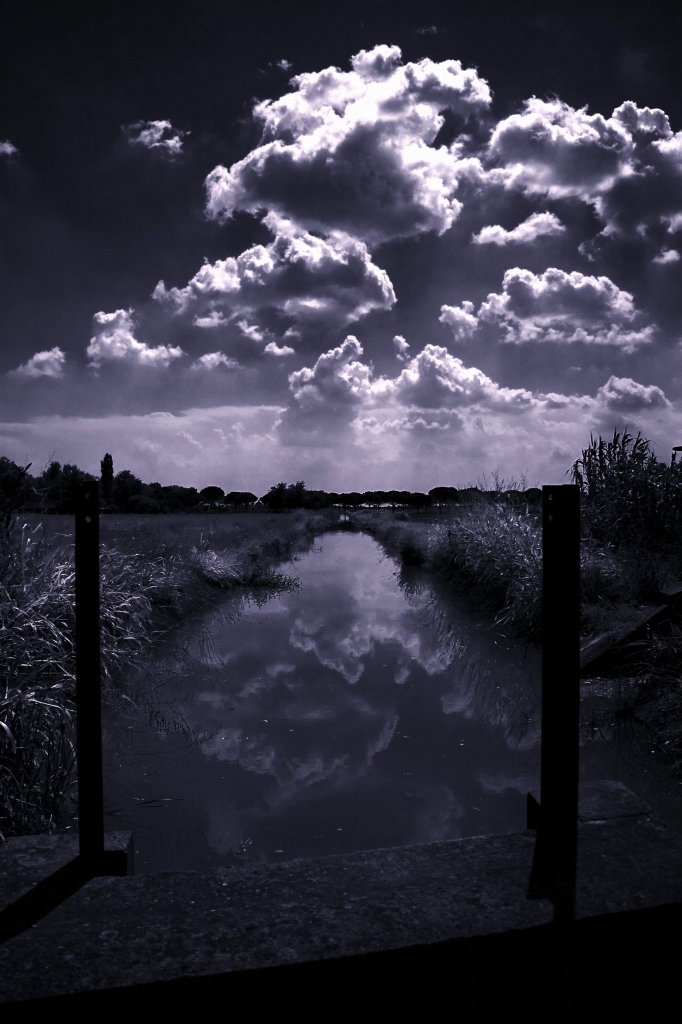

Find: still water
<box><xmin>103</xmin><ymin>530</ymin><xmax>545</xmax><ymax>872</ymax></box>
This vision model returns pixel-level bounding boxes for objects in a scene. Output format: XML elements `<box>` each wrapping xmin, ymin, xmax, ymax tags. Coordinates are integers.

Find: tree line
<box><xmin>0</xmin><ymin>452</ymin><xmax>541</xmax><ymax>520</ymax></box>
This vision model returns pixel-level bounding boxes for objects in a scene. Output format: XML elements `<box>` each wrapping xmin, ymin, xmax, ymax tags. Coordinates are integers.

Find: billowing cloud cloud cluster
<box><xmin>281</xmin><ymin>336</ymin><xmax>541</xmax><ymax>444</ymax></box>
<box><xmin>154</xmin><ymin>218</ymin><xmax>395</xmax><ymax>334</ymax></box>
<box><xmin>124</xmin><ymin>119</ymin><xmax>188</xmax><ymax>155</ymax></box>
<box><xmin>0</xmin><ymin>140</ymin><xmax>18</xmax><ymax>157</ymax></box>
<box><xmin>10</xmin><ymin>44</ymin><xmax>682</xmax><ymax>497</ymax></box>
<box><xmin>488</xmin><ymin>99</ymin><xmax>682</xmax><ymax>240</ymax></box>
<box><xmin>595</xmin><ymin>374</ymin><xmax>670</xmax><ymax>412</ymax></box>
<box><xmin>472</xmin><ymin>212</ymin><xmax>565</xmax><ymax>246</ymax></box>
<box><xmin>87</xmin><ymin>309</ymin><xmax>184</xmax><ymax>367</ymax></box>
<box><xmin>204</xmin><ymin>45</ymin><xmax>490</xmax><ymax>247</ymax></box>
<box><xmin>442</xmin><ymin>268</ymin><xmax>656</xmax><ymax>351</ymax></box>
<box><xmin>190</xmin><ymin>351</ymin><xmax>239</xmax><ymax>371</ymax></box>
<box><xmin>10</xmin><ymin>347</ymin><xmax>65</xmax><ymax>378</ymax></box>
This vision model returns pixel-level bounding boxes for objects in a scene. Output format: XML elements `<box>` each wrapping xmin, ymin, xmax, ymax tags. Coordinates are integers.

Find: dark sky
<box><xmin>1</xmin><ymin>0</ymin><xmax>681</xmax><ymax>490</ymax></box>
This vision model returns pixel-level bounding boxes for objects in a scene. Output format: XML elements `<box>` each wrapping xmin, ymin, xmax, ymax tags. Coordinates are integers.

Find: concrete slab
<box><xmin>0</xmin><ymin>783</ymin><xmax>679</xmax><ymax>1005</ymax></box>
<box><xmin>0</xmin><ymin>832</ymin><xmax>132</xmax><ymax>914</ymax></box>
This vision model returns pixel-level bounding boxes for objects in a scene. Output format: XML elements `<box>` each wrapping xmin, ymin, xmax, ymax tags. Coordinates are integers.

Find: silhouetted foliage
<box><xmin>0</xmin><ymin>457</ymin><xmax>34</xmax><ymax>534</ymax></box>
<box><xmin>568</xmin><ymin>428</ymin><xmax>682</xmax><ymax>552</ymax></box>
<box><xmin>38</xmin><ymin>461</ymin><xmax>97</xmax><ymax>514</ymax></box>
<box><xmin>100</xmin><ymin>453</ymin><xmax>114</xmax><ymax>497</ymax></box>
<box><xmin>225</xmin><ymin>491</ymin><xmax>258</xmax><ymax>510</ymax></box>
<box><xmin>199</xmin><ymin>486</ymin><xmax>225</xmax><ymax>503</ymax></box>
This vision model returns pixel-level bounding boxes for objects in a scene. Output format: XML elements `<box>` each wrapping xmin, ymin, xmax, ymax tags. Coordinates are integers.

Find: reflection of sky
<box><xmin>104</xmin><ymin>531</ymin><xmax>543</xmax><ymax>872</ymax></box>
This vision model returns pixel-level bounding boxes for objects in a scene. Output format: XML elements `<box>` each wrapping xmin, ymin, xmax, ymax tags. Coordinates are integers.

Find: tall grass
<box><xmin>0</xmin><ymin>511</ymin><xmax>324</xmax><ymax>838</ymax></box>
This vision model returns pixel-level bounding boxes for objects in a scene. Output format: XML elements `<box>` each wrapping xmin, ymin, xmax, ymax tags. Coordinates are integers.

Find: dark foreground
<box><xmin>1</xmin><ymin>781</ymin><xmax>680</xmax><ymax>1019</ymax></box>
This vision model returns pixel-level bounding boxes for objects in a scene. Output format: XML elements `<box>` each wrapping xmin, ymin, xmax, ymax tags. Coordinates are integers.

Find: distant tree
<box><xmin>225</xmin><ymin>491</ymin><xmax>257</xmax><ymax>510</ymax></box>
<box><xmin>428</xmin><ymin>486</ymin><xmax>459</xmax><ymax>512</ymax></box>
<box><xmin>36</xmin><ymin>461</ymin><xmax>96</xmax><ymax>513</ymax></box>
<box><xmin>260</xmin><ymin>482</ymin><xmax>288</xmax><ymax>511</ymax></box>
<box><xmin>0</xmin><ymin>457</ymin><xmax>33</xmax><ymax>534</ymax></box>
<box><xmin>259</xmin><ymin>481</ymin><xmax>309</xmax><ymax>511</ymax></box>
<box><xmin>406</xmin><ymin>491</ymin><xmax>431</xmax><ymax>512</ymax></box>
<box><xmin>154</xmin><ymin>484</ymin><xmax>200</xmax><ymax>512</ymax></box>
<box><xmin>111</xmin><ymin>469</ymin><xmax>143</xmax><ymax>511</ymax></box>
<box><xmin>199</xmin><ymin>486</ymin><xmax>225</xmax><ymax>504</ymax></box>
<box><xmin>338</xmin><ymin>491</ymin><xmax>363</xmax><ymax>510</ymax></box>
<box><xmin>100</xmin><ymin>453</ymin><xmax>114</xmax><ymax>497</ymax></box>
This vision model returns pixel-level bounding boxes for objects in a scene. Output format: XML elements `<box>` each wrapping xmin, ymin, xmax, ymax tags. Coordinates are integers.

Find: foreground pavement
<box><xmin>0</xmin><ymin>781</ymin><xmax>680</xmax><ymax>1016</ymax></box>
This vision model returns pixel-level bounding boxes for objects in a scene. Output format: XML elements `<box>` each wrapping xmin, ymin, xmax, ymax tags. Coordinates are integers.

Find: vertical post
<box><xmin>75</xmin><ymin>480</ymin><xmax>104</xmax><ymax>865</ymax></box>
<box><xmin>541</xmin><ymin>484</ymin><xmax>580</xmax><ymax>829</ymax></box>
<box><xmin>529</xmin><ymin>484</ymin><xmax>580</xmax><ymax>920</ymax></box>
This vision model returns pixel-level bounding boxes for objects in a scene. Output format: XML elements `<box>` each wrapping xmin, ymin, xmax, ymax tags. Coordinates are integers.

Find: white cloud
<box><xmin>476</xmin><ymin>267</ymin><xmax>656</xmax><ymax>351</ymax></box>
<box><xmin>393</xmin><ymin>335</ymin><xmax>410</xmax><ymax>361</ymax></box>
<box><xmin>190</xmin><ymin>352</ymin><xmax>239</xmax><ymax>370</ymax></box>
<box><xmin>652</xmin><ymin>248</ymin><xmax>680</xmax><ymax>265</ymax></box>
<box><xmin>0</xmin><ymin>141</ymin><xmax>18</xmax><ymax>157</ymax></box>
<box><xmin>204</xmin><ymin>44</ymin><xmax>491</xmax><ymax>247</ymax></box>
<box><xmin>595</xmin><ymin>375</ymin><xmax>670</xmax><ymax>412</ymax></box>
<box><xmin>438</xmin><ymin>301</ymin><xmax>479</xmax><ymax>342</ymax></box>
<box><xmin>287</xmin><ymin>336</ymin><xmax>372</xmax><ymax>413</ymax></box>
<box><xmin>154</xmin><ymin>221</ymin><xmax>395</xmax><ymax>331</ymax></box>
<box><xmin>472</xmin><ymin>211</ymin><xmax>565</xmax><ymax>246</ymax></box>
<box><xmin>237</xmin><ymin>320</ymin><xmax>265</xmax><ymax>342</ymax></box>
<box><xmin>124</xmin><ymin>119</ymin><xmax>188</xmax><ymax>154</ymax></box>
<box><xmin>87</xmin><ymin>309</ymin><xmax>185</xmax><ymax>368</ymax></box>
<box><xmin>264</xmin><ymin>341</ymin><xmax>295</xmax><ymax>356</ymax></box>
<box><xmin>389</xmin><ymin>345</ymin><xmax>536</xmax><ymax>412</ymax></box>
<box><xmin>487</xmin><ymin>99</ymin><xmax>682</xmax><ymax>240</ymax></box>
<box><xmin>194</xmin><ymin>310</ymin><xmax>229</xmax><ymax>329</ymax></box>
<box><xmin>10</xmin><ymin>347</ymin><xmax>65</xmax><ymax>378</ymax></box>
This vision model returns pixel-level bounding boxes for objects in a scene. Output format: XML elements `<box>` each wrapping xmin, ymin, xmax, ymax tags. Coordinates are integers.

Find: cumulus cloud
<box><xmin>287</xmin><ymin>336</ymin><xmax>371</xmax><ymax>414</ymax></box>
<box><xmin>204</xmin><ymin>44</ymin><xmax>491</xmax><ymax>247</ymax></box>
<box><xmin>652</xmin><ymin>248</ymin><xmax>680</xmax><ymax>264</ymax></box>
<box><xmin>0</xmin><ymin>141</ymin><xmax>18</xmax><ymax>157</ymax></box>
<box><xmin>87</xmin><ymin>309</ymin><xmax>185</xmax><ymax>368</ymax></box>
<box><xmin>472</xmin><ymin>211</ymin><xmax>565</xmax><ymax>246</ymax></box>
<box><xmin>154</xmin><ymin>220</ymin><xmax>395</xmax><ymax>331</ymax></box>
<box><xmin>190</xmin><ymin>351</ymin><xmax>239</xmax><ymax>370</ymax></box>
<box><xmin>389</xmin><ymin>344</ymin><xmax>536</xmax><ymax>412</ymax></box>
<box><xmin>124</xmin><ymin>119</ymin><xmax>188</xmax><ymax>154</ymax></box>
<box><xmin>393</xmin><ymin>335</ymin><xmax>410</xmax><ymax>361</ymax></box>
<box><xmin>476</xmin><ymin>267</ymin><xmax>656</xmax><ymax>351</ymax></box>
<box><xmin>487</xmin><ymin>99</ymin><xmax>682</xmax><ymax>239</ymax></box>
<box><xmin>439</xmin><ymin>301</ymin><xmax>479</xmax><ymax>342</ymax></box>
<box><xmin>595</xmin><ymin>374</ymin><xmax>670</xmax><ymax>412</ymax></box>
<box><xmin>264</xmin><ymin>341</ymin><xmax>295</xmax><ymax>356</ymax></box>
<box><xmin>280</xmin><ymin>338</ymin><xmax>539</xmax><ymax>449</ymax></box>
<box><xmin>10</xmin><ymin>347</ymin><xmax>65</xmax><ymax>378</ymax></box>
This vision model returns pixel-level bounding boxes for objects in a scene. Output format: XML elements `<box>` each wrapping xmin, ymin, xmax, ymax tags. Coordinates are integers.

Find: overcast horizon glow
<box><xmin>2</xmin><ymin>8</ymin><xmax>681</xmax><ymax>493</ymax></box>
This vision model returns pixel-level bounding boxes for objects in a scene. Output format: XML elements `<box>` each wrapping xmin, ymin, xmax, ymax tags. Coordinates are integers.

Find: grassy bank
<box><xmin>353</xmin><ymin>435</ymin><xmax>682</xmax><ymax>773</ymax></box>
<box><xmin>0</xmin><ymin>510</ymin><xmax>335</xmax><ymax>838</ymax></box>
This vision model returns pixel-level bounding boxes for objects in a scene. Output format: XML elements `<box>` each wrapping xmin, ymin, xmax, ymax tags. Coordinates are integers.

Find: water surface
<box><xmin>103</xmin><ymin>530</ymin><xmax>545</xmax><ymax>872</ymax></box>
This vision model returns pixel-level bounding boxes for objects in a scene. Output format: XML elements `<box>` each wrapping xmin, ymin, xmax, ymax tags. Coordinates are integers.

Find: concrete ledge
<box><xmin>0</xmin><ymin>832</ymin><xmax>133</xmax><ymax>915</ymax></box>
<box><xmin>0</xmin><ymin>782</ymin><xmax>680</xmax><ymax>1004</ymax></box>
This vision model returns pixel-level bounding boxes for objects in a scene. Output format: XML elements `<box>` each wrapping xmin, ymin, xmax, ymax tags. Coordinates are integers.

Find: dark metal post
<box><xmin>541</xmin><ymin>484</ymin><xmax>580</xmax><ymax>829</ymax></box>
<box><xmin>528</xmin><ymin>484</ymin><xmax>580</xmax><ymax>920</ymax></box>
<box><xmin>75</xmin><ymin>481</ymin><xmax>105</xmax><ymax>864</ymax></box>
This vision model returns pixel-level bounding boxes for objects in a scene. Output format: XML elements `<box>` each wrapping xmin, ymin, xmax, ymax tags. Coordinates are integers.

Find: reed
<box><xmin>0</xmin><ymin>510</ymin><xmax>325</xmax><ymax>838</ymax></box>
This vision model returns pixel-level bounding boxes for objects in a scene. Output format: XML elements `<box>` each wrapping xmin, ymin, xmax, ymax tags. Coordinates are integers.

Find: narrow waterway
<box><xmin>101</xmin><ymin>528</ymin><xmax>681</xmax><ymax>873</ymax></box>
<box><xmin>102</xmin><ymin>530</ymin><xmax>545</xmax><ymax>872</ymax></box>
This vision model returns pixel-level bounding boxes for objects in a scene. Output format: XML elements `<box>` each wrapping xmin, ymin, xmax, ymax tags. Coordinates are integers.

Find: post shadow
<box><xmin>528</xmin><ymin>485</ymin><xmax>580</xmax><ymax>922</ymax></box>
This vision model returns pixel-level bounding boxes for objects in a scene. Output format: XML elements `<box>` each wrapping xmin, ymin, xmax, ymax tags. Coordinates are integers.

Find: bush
<box><xmin>568</xmin><ymin>429</ymin><xmax>682</xmax><ymax>553</ymax></box>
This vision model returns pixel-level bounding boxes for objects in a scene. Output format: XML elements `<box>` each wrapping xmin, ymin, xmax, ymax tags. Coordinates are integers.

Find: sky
<box><xmin>1</xmin><ymin>0</ymin><xmax>682</xmax><ymax>494</ymax></box>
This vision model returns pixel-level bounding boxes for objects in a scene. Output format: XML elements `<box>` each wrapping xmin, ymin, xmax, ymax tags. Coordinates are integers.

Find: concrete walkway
<box><xmin>0</xmin><ymin>781</ymin><xmax>680</xmax><ymax>1011</ymax></box>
